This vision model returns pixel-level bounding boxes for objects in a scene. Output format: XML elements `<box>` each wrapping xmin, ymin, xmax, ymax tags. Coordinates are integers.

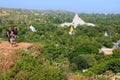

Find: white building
<box><xmin>60</xmin><ymin>14</ymin><xmax>95</xmax><ymax>28</ymax></box>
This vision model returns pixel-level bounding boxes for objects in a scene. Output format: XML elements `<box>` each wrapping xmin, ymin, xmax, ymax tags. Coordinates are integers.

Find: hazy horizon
<box><xmin>0</xmin><ymin>0</ymin><xmax>120</xmax><ymax>14</ymax></box>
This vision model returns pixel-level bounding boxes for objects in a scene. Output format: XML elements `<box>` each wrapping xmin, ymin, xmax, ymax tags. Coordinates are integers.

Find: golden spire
<box><xmin>70</xmin><ymin>25</ymin><xmax>74</xmax><ymax>33</ymax></box>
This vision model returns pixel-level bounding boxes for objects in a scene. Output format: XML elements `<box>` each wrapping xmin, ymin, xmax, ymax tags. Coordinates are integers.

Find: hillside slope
<box><xmin>0</xmin><ymin>41</ymin><xmax>32</xmax><ymax>72</ymax></box>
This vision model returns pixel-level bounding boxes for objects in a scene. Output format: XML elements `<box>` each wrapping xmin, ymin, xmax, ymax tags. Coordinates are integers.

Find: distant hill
<box><xmin>0</xmin><ymin>8</ymin><xmax>75</xmax><ymax>24</ymax></box>
<box><xmin>0</xmin><ymin>8</ymin><xmax>74</xmax><ymax>16</ymax></box>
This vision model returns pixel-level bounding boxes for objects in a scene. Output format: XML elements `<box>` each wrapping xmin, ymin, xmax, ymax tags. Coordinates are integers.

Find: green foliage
<box><xmin>6</xmin><ymin>56</ymin><xmax>64</xmax><ymax>80</ymax></box>
<box><xmin>96</xmin><ymin>76</ymin><xmax>110</xmax><ymax>80</ymax></box>
<box><xmin>70</xmin><ymin>54</ymin><xmax>97</xmax><ymax>70</ymax></box>
<box><xmin>96</xmin><ymin>37</ymin><xmax>113</xmax><ymax>48</ymax></box>
<box><xmin>0</xmin><ymin>73</ymin><xmax>3</xmax><ymax>80</ymax></box>
<box><xmin>112</xmin><ymin>34</ymin><xmax>120</xmax><ymax>42</ymax></box>
<box><xmin>94</xmin><ymin>54</ymin><xmax>112</xmax><ymax>62</ymax></box>
<box><xmin>85</xmin><ymin>58</ymin><xmax>120</xmax><ymax>76</ymax></box>
<box><xmin>4</xmin><ymin>43</ymin><xmax>64</xmax><ymax>80</ymax></box>
<box><xmin>69</xmin><ymin>40</ymin><xmax>102</xmax><ymax>61</ymax></box>
<box><xmin>73</xmin><ymin>42</ymin><xmax>100</xmax><ymax>54</ymax></box>
<box><xmin>85</xmin><ymin>61</ymin><xmax>109</xmax><ymax>76</ymax></box>
<box><xmin>85</xmin><ymin>54</ymin><xmax>112</xmax><ymax>76</ymax></box>
<box><xmin>1</xmin><ymin>8</ymin><xmax>120</xmax><ymax>79</ymax></box>
<box><xmin>112</xmin><ymin>49</ymin><xmax>120</xmax><ymax>58</ymax></box>
<box><xmin>103</xmin><ymin>38</ymin><xmax>113</xmax><ymax>48</ymax></box>
<box><xmin>108</xmin><ymin>59</ymin><xmax>120</xmax><ymax>73</ymax></box>
<box><xmin>17</xmin><ymin>43</ymin><xmax>44</xmax><ymax>58</ymax></box>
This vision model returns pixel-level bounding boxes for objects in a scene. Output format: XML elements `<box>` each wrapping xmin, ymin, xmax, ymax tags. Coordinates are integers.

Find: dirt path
<box><xmin>0</xmin><ymin>41</ymin><xmax>32</xmax><ymax>72</ymax></box>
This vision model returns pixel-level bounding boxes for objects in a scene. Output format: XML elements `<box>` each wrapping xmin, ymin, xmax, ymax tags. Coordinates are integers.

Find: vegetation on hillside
<box><xmin>0</xmin><ymin>8</ymin><xmax>120</xmax><ymax>80</ymax></box>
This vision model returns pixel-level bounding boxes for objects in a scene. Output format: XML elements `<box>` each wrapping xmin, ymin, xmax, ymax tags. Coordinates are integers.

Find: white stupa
<box><xmin>104</xmin><ymin>31</ymin><xmax>109</xmax><ymax>37</ymax></box>
<box><xmin>29</xmin><ymin>25</ymin><xmax>36</xmax><ymax>32</ymax></box>
<box><xmin>72</xmin><ymin>14</ymin><xmax>86</xmax><ymax>28</ymax></box>
<box><xmin>60</xmin><ymin>14</ymin><xmax>95</xmax><ymax>28</ymax></box>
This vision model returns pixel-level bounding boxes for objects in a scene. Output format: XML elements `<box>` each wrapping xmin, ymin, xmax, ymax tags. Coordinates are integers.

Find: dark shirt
<box><xmin>7</xmin><ymin>30</ymin><xmax>13</xmax><ymax>37</ymax></box>
<box><xmin>13</xmin><ymin>29</ymin><xmax>18</xmax><ymax>35</ymax></box>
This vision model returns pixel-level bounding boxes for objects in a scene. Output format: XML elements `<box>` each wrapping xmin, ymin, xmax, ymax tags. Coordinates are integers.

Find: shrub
<box><xmin>6</xmin><ymin>56</ymin><xmax>64</xmax><ymax>80</ymax></box>
<box><xmin>108</xmin><ymin>59</ymin><xmax>120</xmax><ymax>73</ymax></box>
<box><xmin>112</xmin><ymin>34</ymin><xmax>120</xmax><ymax>42</ymax></box>
<box><xmin>112</xmin><ymin>49</ymin><xmax>120</xmax><ymax>58</ymax></box>
<box><xmin>17</xmin><ymin>43</ymin><xmax>44</xmax><ymax>58</ymax></box>
<box><xmin>85</xmin><ymin>58</ymin><xmax>120</xmax><ymax>76</ymax></box>
<box><xmin>103</xmin><ymin>38</ymin><xmax>113</xmax><ymax>48</ymax></box>
<box><xmin>85</xmin><ymin>61</ymin><xmax>109</xmax><ymax>76</ymax></box>
<box><xmin>70</xmin><ymin>54</ymin><xmax>97</xmax><ymax>70</ymax></box>
<box><xmin>96</xmin><ymin>76</ymin><xmax>110</xmax><ymax>80</ymax></box>
<box><xmin>0</xmin><ymin>73</ymin><xmax>3</xmax><ymax>80</ymax></box>
<box><xmin>96</xmin><ymin>37</ymin><xmax>113</xmax><ymax>48</ymax></box>
<box><xmin>69</xmin><ymin>40</ymin><xmax>101</xmax><ymax>60</ymax></box>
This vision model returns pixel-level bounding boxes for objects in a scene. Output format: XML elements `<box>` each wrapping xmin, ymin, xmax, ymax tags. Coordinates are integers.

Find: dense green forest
<box><xmin>0</xmin><ymin>8</ymin><xmax>120</xmax><ymax>80</ymax></box>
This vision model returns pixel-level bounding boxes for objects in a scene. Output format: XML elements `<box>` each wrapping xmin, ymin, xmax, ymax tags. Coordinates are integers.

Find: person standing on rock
<box><xmin>6</xmin><ymin>27</ymin><xmax>15</xmax><ymax>46</ymax></box>
<box><xmin>7</xmin><ymin>27</ymin><xmax>13</xmax><ymax>43</ymax></box>
<box><xmin>12</xmin><ymin>26</ymin><xmax>19</xmax><ymax>43</ymax></box>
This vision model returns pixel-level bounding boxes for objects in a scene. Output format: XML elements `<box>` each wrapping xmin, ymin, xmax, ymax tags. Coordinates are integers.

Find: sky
<box><xmin>0</xmin><ymin>0</ymin><xmax>120</xmax><ymax>14</ymax></box>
